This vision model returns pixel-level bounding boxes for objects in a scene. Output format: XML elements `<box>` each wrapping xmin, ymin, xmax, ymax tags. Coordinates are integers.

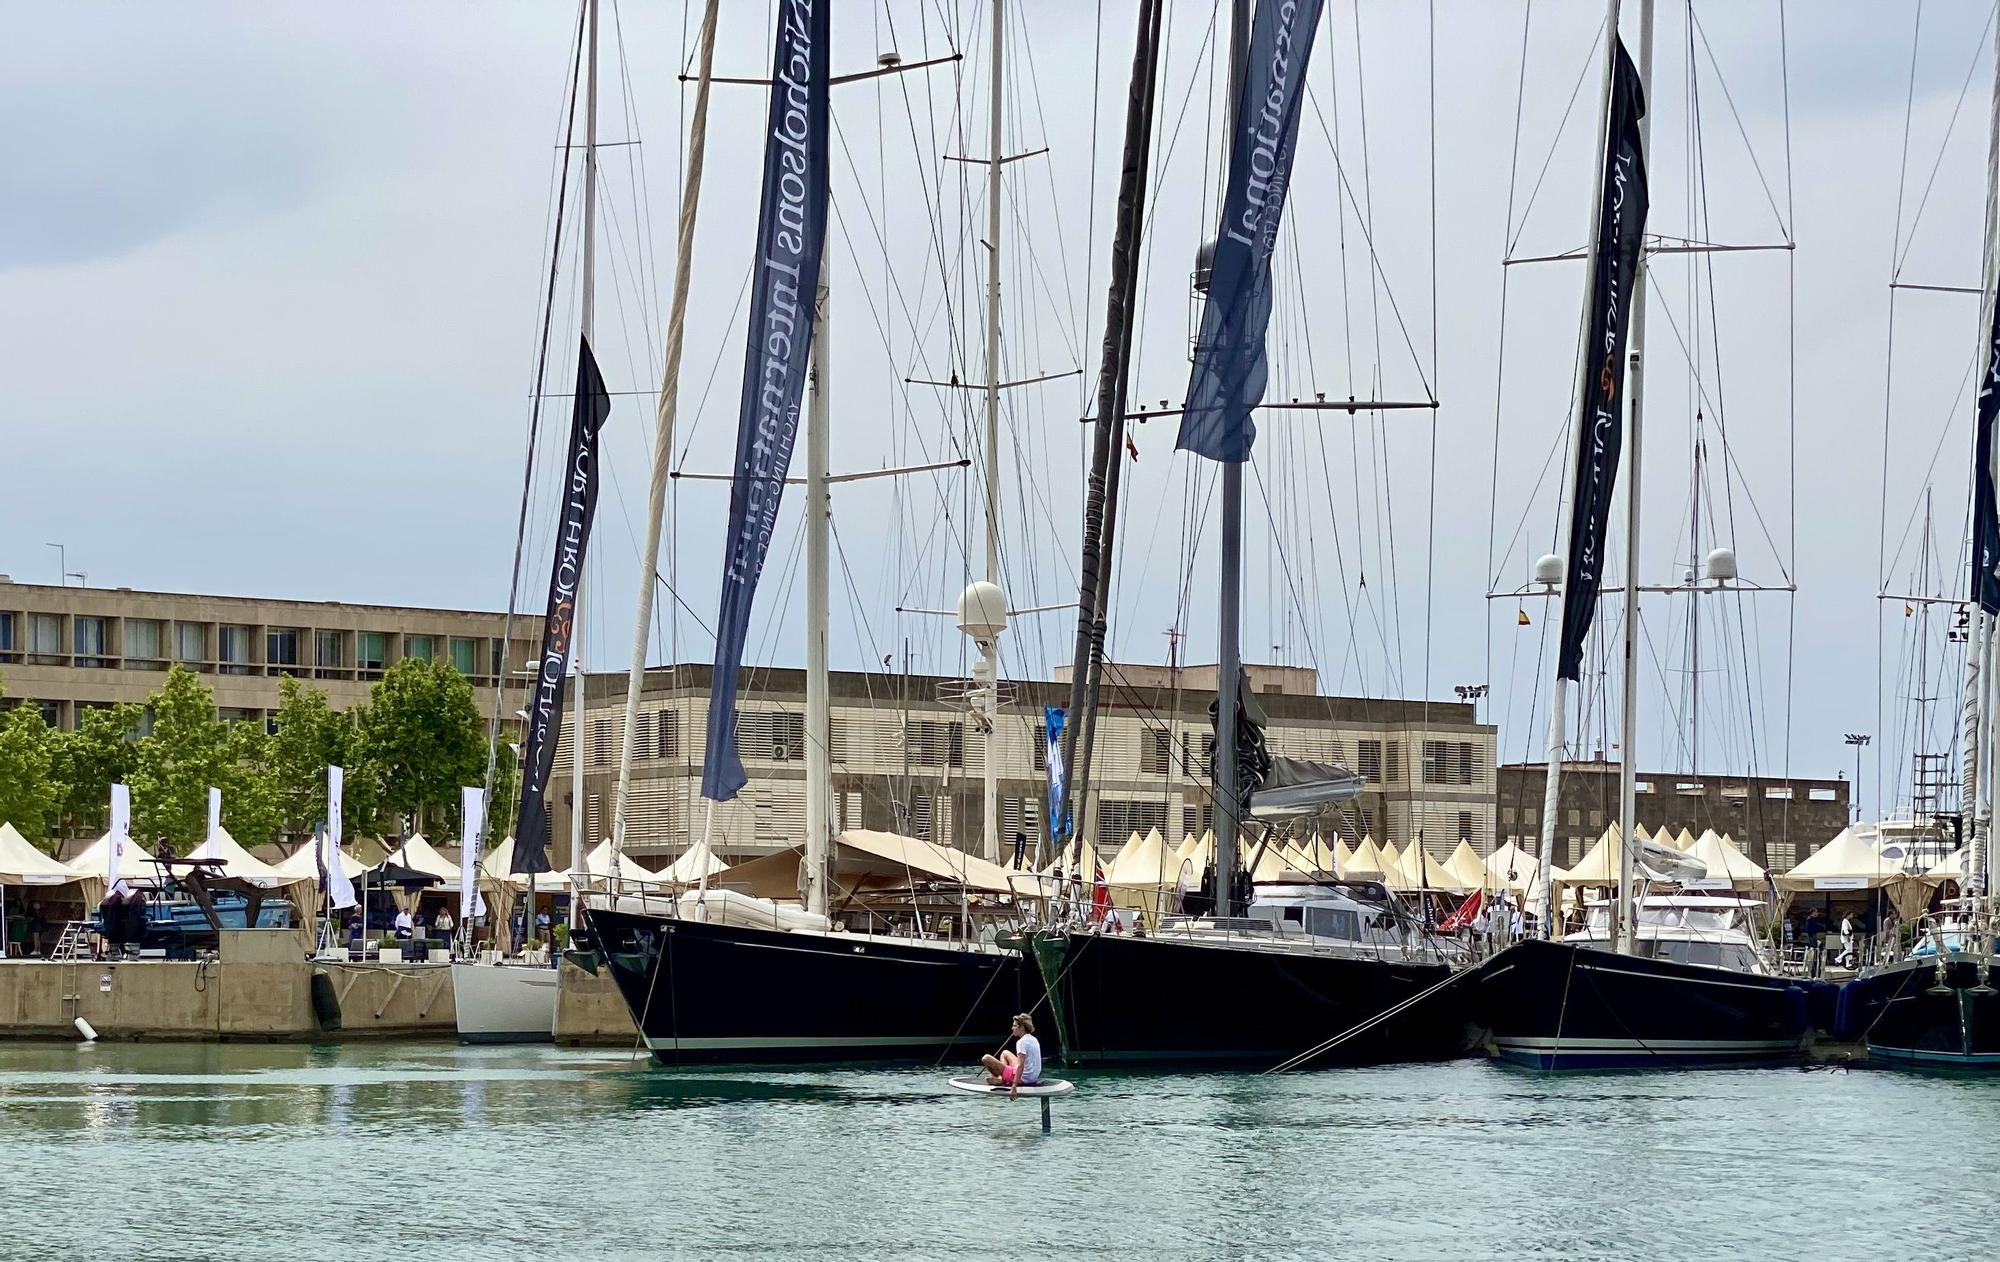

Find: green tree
<box><xmin>221</xmin><ymin>722</ymin><xmax>286</xmax><ymax>846</ymax></box>
<box><xmin>268</xmin><ymin>676</ymin><xmax>385</xmax><ymax>838</ymax></box>
<box><xmin>0</xmin><ymin>685</ymin><xmax>57</xmax><ymax>846</ymax></box>
<box><xmin>129</xmin><ymin>664</ymin><xmax>233</xmax><ymax>854</ymax></box>
<box><xmin>46</xmin><ymin>701</ymin><xmax>144</xmax><ymax>837</ymax></box>
<box><xmin>486</xmin><ymin>731</ymin><xmax>521</xmax><ymax>841</ymax></box>
<box><xmin>358</xmin><ymin>658</ymin><xmax>487</xmax><ymax>834</ymax></box>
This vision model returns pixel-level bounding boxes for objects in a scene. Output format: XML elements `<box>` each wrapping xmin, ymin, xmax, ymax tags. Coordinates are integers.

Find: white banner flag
<box><xmin>325</xmin><ymin>767</ymin><xmax>356</xmax><ymax>910</ymax></box>
<box><xmin>460</xmin><ymin>786</ymin><xmax>486</xmax><ymax>920</ymax></box>
<box><xmin>199</xmin><ymin>786</ymin><xmax>223</xmax><ymax>860</ymax></box>
<box><xmin>107</xmin><ymin>783</ymin><xmax>131</xmax><ymax>887</ymax></box>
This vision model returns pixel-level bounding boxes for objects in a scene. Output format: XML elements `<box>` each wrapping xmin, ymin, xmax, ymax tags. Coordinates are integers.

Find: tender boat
<box><xmin>1837</xmin><ymin>907</ymin><xmax>2000</xmax><ymax>1068</ymax></box>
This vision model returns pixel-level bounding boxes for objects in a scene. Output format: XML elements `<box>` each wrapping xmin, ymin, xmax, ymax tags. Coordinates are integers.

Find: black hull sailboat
<box><xmin>1839</xmin><ymin>951</ymin><xmax>2000</xmax><ymax>1068</ymax></box>
<box><xmin>1031</xmin><ymin>928</ymin><xmax>1480</xmax><ymax>1067</ymax></box>
<box><xmin>1475</xmin><ymin>938</ymin><xmax>1810</xmax><ymax>1071</ymax></box>
<box><xmin>588</xmin><ymin>907</ymin><xmax>1042</xmax><ymax>1066</ymax></box>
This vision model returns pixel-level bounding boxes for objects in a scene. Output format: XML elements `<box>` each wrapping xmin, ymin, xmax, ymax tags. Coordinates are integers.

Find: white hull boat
<box><xmin>450</xmin><ymin>961</ymin><xmax>559</xmax><ymax>1044</ymax></box>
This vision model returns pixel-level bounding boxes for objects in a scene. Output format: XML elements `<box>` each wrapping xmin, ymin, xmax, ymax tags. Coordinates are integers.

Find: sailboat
<box><xmin>451</xmin><ymin>0</ymin><xmax>612</xmax><ymax>1045</ymax></box>
<box><xmin>1472</xmin><ymin>0</ymin><xmax>1810</xmax><ymax>1071</ymax></box>
<box><xmin>1836</xmin><ymin>16</ymin><xmax>2000</xmax><ymax>1069</ymax></box>
<box><xmin>582</xmin><ymin>0</ymin><xmax>1039</xmax><ymax>1066</ymax></box>
<box><xmin>1026</xmin><ymin>0</ymin><xmax>1482</xmax><ymax>1070</ymax></box>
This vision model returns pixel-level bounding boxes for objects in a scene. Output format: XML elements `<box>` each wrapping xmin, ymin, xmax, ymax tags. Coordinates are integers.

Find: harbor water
<box><xmin>3</xmin><ymin>1041</ymin><xmax>1998</xmax><ymax>1260</ymax></box>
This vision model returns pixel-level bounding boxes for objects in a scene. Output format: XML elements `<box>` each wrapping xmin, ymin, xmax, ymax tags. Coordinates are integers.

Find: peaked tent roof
<box><xmin>184</xmin><ymin>825</ymin><xmax>288</xmax><ymax>888</ymax></box>
<box><xmin>1106</xmin><ymin>828</ymin><xmax>1169</xmax><ymax>887</ymax></box>
<box><xmin>1345</xmin><ymin>836</ymin><xmax>1388</xmax><ymax>877</ymax></box>
<box><xmin>1686</xmin><ymin>829</ymin><xmax>1765</xmax><ymax>888</ymax></box>
<box><xmin>1444</xmin><ymin>840</ymin><xmax>1490</xmax><ymax>889</ymax></box>
<box><xmin>272</xmin><ymin>838</ymin><xmax>369</xmax><ymax>883</ymax></box>
<box><xmin>660</xmin><ymin>836</ymin><xmax>729</xmax><ymax>883</ymax></box>
<box><xmin>1329</xmin><ymin>838</ymin><xmax>1354</xmax><ymax>873</ymax></box>
<box><xmin>1484</xmin><ymin>840</ymin><xmax>1542</xmax><ymax>894</ymax></box>
<box><xmin>478</xmin><ymin>837</ymin><xmax>572</xmax><ymax>890</ymax></box>
<box><xmin>1776</xmin><ymin>827</ymin><xmax>1908</xmax><ymax>890</ymax></box>
<box><xmin>583</xmin><ymin>838</ymin><xmax>665</xmax><ymax>886</ymax></box>
<box><xmin>382</xmin><ymin>834</ymin><xmax>461</xmax><ymax>885</ymax></box>
<box><xmin>1391</xmin><ymin>844</ymin><xmax>1469</xmax><ymax>893</ymax></box>
<box><xmin>1925</xmin><ymin>847</ymin><xmax>1968</xmax><ymax>881</ymax></box>
<box><xmin>68</xmin><ymin>829</ymin><xmax>159</xmax><ymax>883</ymax></box>
<box><xmin>0</xmin><ymin>823</ymin><xmax>85</xmax><ymax>887</ymax></box>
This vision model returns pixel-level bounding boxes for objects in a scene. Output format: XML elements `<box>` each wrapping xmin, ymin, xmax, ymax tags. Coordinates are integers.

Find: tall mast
<box><xmin>1966</xmin><ymin>7</ymin><xmax>2000</xmax><ymax>905</ymax></box>
<box><xmin>563</xmin><ymin>0</ymin><xmax>601</xmax><ymax>928</ymax></box>
<box><xmin>804</xmin><ymin>249</ymin><xmax>832</xmax><ymax>918</ymax></box>
<box><xmin>1615</xmin><ymin>0</ymin><xmax>1655</xmax><ymax>956</ymax></box>
<box><xmin>1537</xmin><ymin>0</ymin><xmax>1625</xmax><ymax>934</ymax></box>
<box><xmin>611</xmin><ymin>0</ymin><xmax>721</xmax><ymax>877</ymax></box>
<box><xmin>980</xmin><ymin>0</ymin><xmax>1006</xmax><ymax>866</ymax></box>
<box><xmin>1213</xmin><ymin>0</ymin><xmax>1249</xmax><ymax>917</ymax></box>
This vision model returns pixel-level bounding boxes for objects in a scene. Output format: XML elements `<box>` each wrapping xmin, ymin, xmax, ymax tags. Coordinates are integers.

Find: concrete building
<box><xmin>565</xmin><ymin>661</ymin><xmax>1498</xmax><ymax>868</ymax></box>
<box><xmin>1496</xmin><ymin>760</ymin><xmax>1851</xmax><ymax>872</ymax></box>
<box><xmin>0</xmin><ymin>577</ymin><xmax>541</xmax><ymax>729</ymax></box>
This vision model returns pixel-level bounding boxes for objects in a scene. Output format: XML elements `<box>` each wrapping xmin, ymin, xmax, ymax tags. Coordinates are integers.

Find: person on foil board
<box><xmin>980</xmin><ymin>1014</ymin><xmax>1043</xmax><ymax>1098</ymax></box>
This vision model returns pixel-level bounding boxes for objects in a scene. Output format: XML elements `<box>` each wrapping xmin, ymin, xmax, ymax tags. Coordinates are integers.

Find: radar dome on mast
<box><xmin>1533</xmin><ymin>554</ymin><xmax>1563</xmax><ymax>589</ymax></box>
<box><xmin>1704</xmin><ymin>547</ymin><xmax>1738</xmax><ymax>584</ymax></box>
<box><xmin>957</xmin><ymin>580</ymin><xmax>1009</xmax><ymax>643</ymax></box>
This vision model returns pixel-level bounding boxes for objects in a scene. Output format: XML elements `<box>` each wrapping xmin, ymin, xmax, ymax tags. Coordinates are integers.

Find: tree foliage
<box><xmin>0</xmin><ymin>680</ymin><xmax>57</xmax><ymax>847</ymax></box>
<box><xmin>47</xmin><ymin>701</ymin><xmax>144</xmax><ymax>837</ymax></box>
<box><xmin>128</xmin><ymin>665</ymin><xmax>233</xmax><ymax>854</ymax></box>
<box><xmin>357</xmin><ymin>659</ymin><xmax>489</xmax><ymax>835</ymax></box>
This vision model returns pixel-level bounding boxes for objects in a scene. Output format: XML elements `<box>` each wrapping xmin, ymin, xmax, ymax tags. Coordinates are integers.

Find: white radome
<box><xmin>1705</xmin><ymin>547</ymin><xmax>1738</xmax><ymax>583</ymax></box>
<box><xmin>1533</xmin><ymin>554</ymin><xmax>1563</xmax><ymax>587</ymax></box>
<box><xmin>957</xmin><ymin>580</ymin><xmax>1008</xmax><ymax>640</ymax></box>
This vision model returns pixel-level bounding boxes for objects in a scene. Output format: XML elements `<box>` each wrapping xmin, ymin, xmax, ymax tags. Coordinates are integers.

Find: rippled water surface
<box><xmin>1</xmin><ymin>1041</ymin><xmax>1996</xmax><ymax>1260</ymax></box>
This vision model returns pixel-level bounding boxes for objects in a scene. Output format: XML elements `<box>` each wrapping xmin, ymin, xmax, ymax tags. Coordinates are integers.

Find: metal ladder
<box><xmin>49</xmin><ymin>921</ymin><xmax>94</xmax><ymax>962</ymax></box>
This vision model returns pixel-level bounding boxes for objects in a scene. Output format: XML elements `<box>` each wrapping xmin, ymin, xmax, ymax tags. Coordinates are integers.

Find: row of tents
<box><xmin>1049</xmin><ymin>821</ymin><xmax>1977</xmax><ymax>921</ymax></box>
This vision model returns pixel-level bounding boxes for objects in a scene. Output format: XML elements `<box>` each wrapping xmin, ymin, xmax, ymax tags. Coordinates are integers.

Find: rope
<box><xmin>1261</xmin><ymin>959</ymin><xmax>1474</xmax><ymax>1075</ymax></box>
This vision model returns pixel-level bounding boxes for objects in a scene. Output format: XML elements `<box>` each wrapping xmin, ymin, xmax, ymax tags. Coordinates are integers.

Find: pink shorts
<box><xmin>1000</xmin><ymin>1063</ymin><xmax>1019</xmax><ymax>1086</ymax></box>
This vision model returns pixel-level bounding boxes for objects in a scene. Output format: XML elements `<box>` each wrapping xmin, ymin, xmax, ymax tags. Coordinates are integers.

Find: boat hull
<box><xmin>449</xmin><ymin>962</ymin><xmax>560</xmax><ymax>1044</ymax></box>
<box><xmin>585</xmin><ymin>907</ymin><xmax>1040</xmax><ymax>1066</ymax></box>
<box><xmin>1842</xmin><ymin>954</ymin><xmax>2000</xmax><ymax>1068</ymax></box>
<box><xmin>1028</xmin><ymin>930</ymin><xmax>1481</xmax><ymax>1067</ymax></box>
<box><xmin>1474</xmin><ymin>938</ymin><xmax>1809</xmax><ymax>1070</ymax></box>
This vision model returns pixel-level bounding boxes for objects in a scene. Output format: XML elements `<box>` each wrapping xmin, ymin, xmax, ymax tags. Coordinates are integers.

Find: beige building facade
<box><xmin>0</xmin><ymin>577</ymin><xmax>542</xmax><ymax>730</ymax></box>
<box><xmin>562</xmin><ymin>661</ymin><xmax>1498</xmax><ymax>869</ymax></box>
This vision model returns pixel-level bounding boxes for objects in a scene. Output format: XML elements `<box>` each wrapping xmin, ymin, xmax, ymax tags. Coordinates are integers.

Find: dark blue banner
<box><xmin>1974</xmin><ymin>291</ymin><xmax>2000</xmax><ymax>614</ymax></box>
<box><xmin>702</xmin><ymin>0</ymin><xmax>830</xmax><ymax>802</ymax></box>
<box><xmin>1044</xmin><ymin>707</ymin><xmax>1069</xmax><ymax>844</ymax></box>
<box><xmin>1556</xmin><ymin>41</ymin><xmax>1648</xmax><ymax>682</ymax></box>
<box><xmin>514</xmin><ymin>336</ymin><xmax>611</xmax><ymax>874</ymax></box>
<box><xmin>1176</xmin><ymin>0</ymin><xmax>1324</xmax><ymax>464</ymax></box>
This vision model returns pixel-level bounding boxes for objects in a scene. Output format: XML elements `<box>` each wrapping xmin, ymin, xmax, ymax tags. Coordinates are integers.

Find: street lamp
<box><xmin>1844</xmin><ymin>733</ymin><xmax>1871</xmax><ymax>822</ymax></box>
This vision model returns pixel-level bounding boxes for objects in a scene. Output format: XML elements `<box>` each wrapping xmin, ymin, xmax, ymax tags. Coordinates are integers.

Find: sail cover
<box><xmin>1555</xmin><ymin>39</ymin><xmax>1649</xmax><ymax>681</ymax></box>
<box><xmin>1176</xmin><ymin>0</ymin><xmax>1325</xmax><ymax>463</ymax></box>
<box><xmin>513</xmin><ymin>338</ymin><xmax>612</xmax><ymax>875</ymax></box>
<box><xmin>1974</xmin><ymin>282</ymin><xmax>2000</xmax><ymax>612</ymax></box>
<box><xmin>1247</xmin><ymin>756</ymin><xmax>1363</xmax><ymax>820</ymax></box>
<box><xmin>701</xmin><ymin>0</ymin><xmax>831</xmax><ymax>802</ymax></box>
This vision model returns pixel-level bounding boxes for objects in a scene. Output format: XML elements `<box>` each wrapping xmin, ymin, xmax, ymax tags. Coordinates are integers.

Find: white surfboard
<box><xmin>947</xmin><ymin>1075</ymin><xmax>1075</xmax><ymax>1098</ymax></box>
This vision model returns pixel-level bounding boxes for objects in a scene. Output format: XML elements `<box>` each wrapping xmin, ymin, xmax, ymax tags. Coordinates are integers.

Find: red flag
<box><xmin>1439</xmin><ymin>889</ymin><xmax>1482</xmax><ymax>933</ymax></box>
<box><xmin>1125</xmin><ymin>432</ymin><xmax>1140</xmax><ymax>461</ymax></box>
<box><xmin>1092</xmin><ymin>858</ymin><xmax>1111</xmax><ymax>923</ymax></box>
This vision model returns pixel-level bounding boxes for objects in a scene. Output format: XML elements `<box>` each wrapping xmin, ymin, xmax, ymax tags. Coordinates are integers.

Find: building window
<box><xmin>907</xmin><ymin>719</ymin><xmax>964</xmax><ymax>768</ymax></box>
<box><xmin>1456</xmin><ymin>742</ymin><xmax>1476</xmax><ymax>785</ymax></box>
<box><xmin>738</xmin><ymin>711</ymin><xmax>805</xmax><ymax>761</ymax></box>
<box><xmin>1566</xmin><ymin>808</ymin><xmax>1581</xmax><ymax>827</ymax></box>
<box><xmin>218</xmin><ymin>707</ymin><xmax>261</xmax><ymax>727</ymax></box>
<box><xmin>656</xmin><ymin>711</ymin><xmax>681</xmax><ymax>761</ymax></box>
<box><xmin>1141</xmin><ymin>729</ymin><xmax>1171</xmax><ymax>775</ymax></box>
<box><xmin>450</xmin><ymin>637</ymin><xmax>478</xmax><ymax>676</ymax></box>
<box><xmin>490</xmin><ymin>638</ymin><xmax>505</xmax><ymax>679</ymax></box>
<box><xmin>357</xmin><ymin>632</ymin><xmax>386</xmax><ymax>674</ymax></box>
<box><xmin>591</xmin><ymin>718</ymin><xmax>614</xmax><ymax>767</ymax></box>
<box><xmin>218</xmin><ymin>624</ymin><xmax>252</xmax><ymax>674</ymax></box>
<box><xmin>315</xmin><ymin>629</ymin><xmax>345</xmax><ymax>673</ymax></box>
<box><xmin>0</xmin><ymin>611</ymin><xmax>15</xmax><ymax>663</ymax></box>
<box><xmin>73</xmin><ymin>616</ymin><xmax>110</xmax><ymax>667</ymax></box>
<box><xmin>1182</xmin><ymin>732</ymin><xmax>1217</xmax><ymax>779</ymax></box>
<box><xmin>1458</xmin><ymin>811</ymin><xmax>1472</xmax><ymax>841</ymax></box>
<box><xmin>1033</xmin><ymin>722</ymin><xmax>1048</xmax><ymax>772</ymax></box>
<box><xmin>124</xmin><ymin>619</ymin><xmax>164</xmax><ymax>669</ymax></box>
<box><xmin>27</xmin><ymin>612</ymin><xmax>63</xmax><ymax>664</ymax></box>
<box><xmin>1094</xmin><ymin>799</ymin><xmax>1168</xmax><ymax>846</ymax></box>
<box><xmin>266</xmin><ymin>627</ymin><xmax>301</xmax><ymax>675</ymax></box>
<box><xmin>1358</xmin><ymin>739</ymin><xmax>1383</xmax><ymax>783</ymax></box>
<box><xmin>175</xmin><ymin>621</ymin><xmax>206</xmax><ymax>666</ymax></box>
<box><xmin>1386</xmin><ymin>742</ymin><xmax>1402</xmax><ymax>784</ymax></box>
<box><xmin>1501</xmin><ymin>805</ymin><xmax>1517</xmax><ymax>826</ymax></box>
<box><xmin>1423</xmin><ymin>740</ymin><xmax>1451</xmax><ymax>786</ymax></box>
<box><xmin>406</xmin><ymin>634</ymin><xmax>434</xmax><ymax>664</ymax></box>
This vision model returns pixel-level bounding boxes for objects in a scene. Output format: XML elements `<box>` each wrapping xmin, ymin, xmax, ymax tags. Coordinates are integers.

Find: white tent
<box><xmin>583</xmin><ymin>838</ymin><xmax>666</xmax><ymax>887</ymax></box>
<box><xmin>382</xmin><ymin>833</ymin><xmax>461</xmax><ymax>885</ymax></box>
<box><xmin>1925</xmin><ymin>848</ymin><xmax>1968</xmax><ymax>882</ymax></box>
<box><xmin>1443</xmin><ymin>840</ymin><xmax>1489</xmax><ymax>889</ymax></box>
<box><xmin>660</xmin><ymin>836</ymin><xmax>728</xmax><ymax>884</ymax></box>
<box><xmin>1344</xmin><ymin>836</ymin><xmax>1389</xmax><ymax>879</ymax></box>
<box><xmin>272</xmin><ymin>838</ymin><xmax>369</xmax><ymax>883</ymax></box>
<box><xmin>0</xmin><ymin>823</ymin><xmax>85</xmax><ymax>887</ymax></box>
<box><xmin>184</xmin><ymin>824</ymin><xmax>286</xmax><ymax>889</ymax></box>
<box><xmin>1391</xmin><ymin>843</ymin><xmax>1469</xmax><ymax>894</ymax></box>
<box><xmin>1105</xmin><ymin>827</ymin><xmax>1171</xmax><ymax>913</ymax></box>
<box><xmin>477</xmin><ymin>836</ymin><xmax>572</xmax><ymax>892</ymax></box>
<box><xmin>1484</xmin><ymin>840</ymin><xmax>1542</xmax><ymax>894</ymax></box>
<box><xmin>1777</xmin><ymin>826</ymin><xmax>1930</xmax><ymax>921</ymax></box>
<box><xmin>68</xmin><ymin>829</ymin><xmax>158</xmax><ymax>887</ymax></box>
<box><xmin>1684</xmin><ymin>829</ymin><xmax>1765</xmax><ymax>890</ymax></box>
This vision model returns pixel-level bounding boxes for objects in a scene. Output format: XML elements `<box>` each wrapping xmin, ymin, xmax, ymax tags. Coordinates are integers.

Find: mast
<box><xmin>1537</xmin><ymin>0</ymin><xmax>1625</xmax><ymax>935</ymax></box>
<box><xmin>611</xmin><ymin>0</ymin><xmax>721</xmax><ymax>880</ymax></box>
<box><xmin>804</xmin><ymin>249</ymin><xmax>832</xmax><ymax>919</ymax></box>
<box><xmin>1213</xmin><ymin>0</ymin><xmax>1249</xmax><ymax>920</ymax></box>
<box><xmin>1967</xmin><ymin>6</ymin><xmax>2000</xmax><ymax>906</ymax></box>
<box><xmin>980</xmin><ymin>0</ymin><xmax>1006</xmax><ymax>866</ymax></box>
<box><xmin>1059</xmin><ymin>0</ymin><xmax>1166</xmax><ymax>860</ymax></box>
<box><xmin>1614</xmin><ymin>0</ymin><xmax>1654</xmax><ymax>957</ymax></box>
<box><xmin>554</xmin><ymin>0</ymin><xmax>601</xmax><ymax>941</ymax></box>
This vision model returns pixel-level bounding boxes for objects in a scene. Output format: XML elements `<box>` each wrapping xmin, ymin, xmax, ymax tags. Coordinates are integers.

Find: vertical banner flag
<box><xmin>513</xmin><ymin>338</ymin><xmax>612</xmax><ymax>874</ymax></box>
<box><xmin>1973</xmin><ymin>286</ymin><xmax>2000</xmax><ymax>613</ymax></box>
<box><xmin>107</xmin><ymin>783</ymin><xmax>130</xmax><ymax>887</ymax></box>
<box><xmin>701</xmin><ymin>0</ymin><xmax>831</xmax><ymax>802</ymax></box>
<box><xmin>1556</xmin><ymin>40</ymin><xmax>1649</xmax><ymax>681</ymax></box>
<box><xmin>1044</xmin><ymin>707</ymin><xmax>1069</xmax><ymax>844</ymax></box>
<box><xmin>461</xmin><ymin>786</ymin><xmax>487</xmax><ymax>921</ymax></box>
<box><xmin>325</xmin><ymin>767</ymin><xmax>355</xmax><ymax>910</ymax></box>
<box><xmin>1176</xmin><ymin>0</ymin><xmax>1325</xmax><ymax>464</ymax></box>
<box><xmin>203</xmin><ymin>786</ymin><xmax>223</xmax><ymax>858</ymax></box>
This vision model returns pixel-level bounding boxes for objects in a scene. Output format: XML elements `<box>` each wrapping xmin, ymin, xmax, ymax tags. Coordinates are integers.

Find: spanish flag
<box><xmin>1517</xmin><ymin>609</ymin><xmax>1532</xmax><ymax>626</ymax></box>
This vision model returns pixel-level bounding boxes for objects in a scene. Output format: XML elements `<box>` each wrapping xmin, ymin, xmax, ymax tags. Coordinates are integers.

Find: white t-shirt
<box><xmin>1017</xmin><ymin>1033</ymin><xmax>1043</xmax><ymax>1085</ymax></box>
<box><xmin>394</xmin><ymin>910</ymin><xmax>414</xmax><ymax>938</ymax></box>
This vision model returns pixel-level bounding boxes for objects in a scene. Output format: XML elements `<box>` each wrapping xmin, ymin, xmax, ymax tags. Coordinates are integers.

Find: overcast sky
<box><xmin>4</xmin><ymin>1</ymin><xmax>1995</xmax><ymax>814</ymax></box>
